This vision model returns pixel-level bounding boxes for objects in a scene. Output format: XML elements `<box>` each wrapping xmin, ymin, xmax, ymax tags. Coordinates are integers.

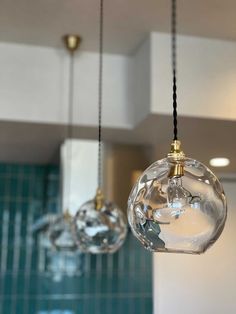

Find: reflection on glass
<box><xmin>32</xmin><ymin>213</ymin><xmax>83</xmax><ymax>281</ymax></box>
<box><xmin>48</xmin><ymin>212</ymin><xmax>77</xmax><ymax>252</ymax></box>
<box><xmin>73</xmin><ymin>199</ymin><xmax>127</xmax><ymax>254</ymax></box>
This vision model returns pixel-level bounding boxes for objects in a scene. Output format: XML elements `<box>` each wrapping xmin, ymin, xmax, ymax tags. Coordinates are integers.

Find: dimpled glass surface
<box><xmin>73</xmin><ymin>199</ymin><xmax>127</xmax><ymax>253</ymax></box>
<box><xmin>128</xmin><ymin>157</ymin><xmax>227</xmax><ymax>254</ymax></box>
<box><xmin>48</xmin><ymin>215</ymin><xmax>78</xmax><ymax>252</ymax></box>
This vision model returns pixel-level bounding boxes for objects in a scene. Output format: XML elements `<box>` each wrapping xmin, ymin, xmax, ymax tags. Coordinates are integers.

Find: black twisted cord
<box><xmin>171</xmin><ymin>0</ymin><xmax>178</xmax><ymax>141</ymax></box>
<box><xmin>97</xmin><ymin>0</ymin><xmax>104</xmax><ymax>189</ymax></box>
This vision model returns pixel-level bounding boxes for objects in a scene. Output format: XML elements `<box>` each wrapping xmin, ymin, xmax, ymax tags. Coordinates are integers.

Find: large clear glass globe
<box><xmin>128</xmin><ymin>157</ymin><xmax>227</xmax><ymax>254</ymax></box>
<box><xmin>73</xmin><ymin>199</ymin><xmax>127</xmax><ymax>254</ymax></box>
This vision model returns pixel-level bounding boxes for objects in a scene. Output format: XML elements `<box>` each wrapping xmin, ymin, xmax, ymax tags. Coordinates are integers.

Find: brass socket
<box><xmin>95</xmin><ymin>188</ymin><xmax>104</xmax><ymax>210</ymax></box>
<box><xmin>167</xmin><ymin>140</ymin><xmax>185</xmax><ymax>178</ymax></box>
<box><xmin>168</xmin><ymin>163</ymin><xmax>184</xmax><ymax>177</ymax></box>
<box><xmin>63</xmin><ymin>209</ymin><xmax>72</xmax><ymax>221</ymax></box>
<box><xmin>168</xmin><ymin>140</ymin><xmax>185</xmax><ymax>159</ymax></box>
<box><xmin>63</xmin><ymin>35</ymin><xmax>82</xmax><ymax>53</ymax></box>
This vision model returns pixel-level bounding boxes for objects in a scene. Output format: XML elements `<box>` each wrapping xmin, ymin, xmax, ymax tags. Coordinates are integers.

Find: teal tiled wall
<box><xmin>0</xmin><ymin>164</ymin><xmax>153</xmax><ymax>314</ymax></box>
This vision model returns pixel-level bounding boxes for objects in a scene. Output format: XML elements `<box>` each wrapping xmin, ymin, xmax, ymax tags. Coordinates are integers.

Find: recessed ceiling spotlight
<box><xmin>209</xmin><ymin>158</ymin><xmax>230</xmax><ymax>167</ymax></box>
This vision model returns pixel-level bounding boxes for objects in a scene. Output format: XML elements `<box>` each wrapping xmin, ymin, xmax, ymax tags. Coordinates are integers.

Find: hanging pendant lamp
<box><xmin>73</xmin><ymin>0</ymin><xmax>127</xmax><ymax>254</ymax></box>
<box><xmin>127</xmin><ymin>0</ymin><xmax>227</xmax><ymax>254</ymax></box>
<box><xmin>48</xmin><ymin>35</ymin><xmax>82</xmax><ymax>252</ymax></box>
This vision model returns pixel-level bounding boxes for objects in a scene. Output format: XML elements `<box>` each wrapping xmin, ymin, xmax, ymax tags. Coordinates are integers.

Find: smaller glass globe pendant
<box><xmin>73</xmin><ymin>188</ymin><xmax>127</xmax><ymax>254</ymax></box>
<box><xmin>48</xmin><ymin>211</ymin><xmax>78</xmax><ymax>252</ymax></box>
<box><xmin>48</xmin><ymin>34</ymin><xmax>82</xmax><ymax>253</ymax></box>
<box><xmin>127</xmin><ymin>140</ymin><xmax>227</xmax><ymax>254</ymax></box>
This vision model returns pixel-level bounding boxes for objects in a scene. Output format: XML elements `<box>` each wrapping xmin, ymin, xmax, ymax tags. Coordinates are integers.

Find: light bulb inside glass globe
<box><xmin>127</xmin><ymin>140</ymin><xmax>227</xmax><ymax>254</ymax></box>
<box><xmin>48</xmin><ymin>211</ymin><xmax>78</xmax><ymax>252</ymax></box>
<box><xmin>73</xmin><ymin>189</ymin><xmax>127</xmax><ymax>254</ymax></box>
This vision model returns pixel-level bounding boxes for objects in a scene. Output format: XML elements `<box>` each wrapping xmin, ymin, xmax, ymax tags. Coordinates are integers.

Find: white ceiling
<box><xmin>1</xmin><ymin>0</ymin><xmax>236</xmax><ymax>54</ymax></box>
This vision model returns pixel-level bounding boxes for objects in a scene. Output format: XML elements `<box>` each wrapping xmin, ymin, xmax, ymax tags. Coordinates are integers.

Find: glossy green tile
<box><xmin>0</xmin><ymin>163</ymin><xmax>153</xmax><ymax>314</ymax></box>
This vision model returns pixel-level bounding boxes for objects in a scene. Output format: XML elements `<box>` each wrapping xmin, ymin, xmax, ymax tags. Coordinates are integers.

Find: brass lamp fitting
<box><xmin>63</xmin><ymin>209</ymin><xmax>72</xmax><ymax>221</ymax></box>
<box><xmin>63</xmin><ymin>35</ymin><xmax>82</xmax><ymax>53</ymax></box>
<box><xmin>95</xmin><ymin>188</ymin><xmax>104</xmax><ymax>210</ymax></box>
<box><xmin>168</xmin><ymin>140</ymin><xmax>185</xmax><ymax>159</ymax></box>
<box><xmin>167</xmin><ymin>140</ymin><xmax>185</xmax><ymax>177</ymax></box>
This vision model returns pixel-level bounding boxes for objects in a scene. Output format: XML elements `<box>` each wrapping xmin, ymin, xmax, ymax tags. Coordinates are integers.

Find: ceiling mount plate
<box><xmin>63</xmin><ymin>35</ymin><xmax>82</xmax><ymax>53</ymax></box>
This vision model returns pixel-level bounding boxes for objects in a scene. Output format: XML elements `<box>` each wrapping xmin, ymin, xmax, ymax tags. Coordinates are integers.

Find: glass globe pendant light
<box><xmin>127</xmin><ymin>0</ymin><xmax>227</xmax><ymax>254</ymax></box>
<box><xmin>73</xmin><ymin>0</ymin><xmax>127</xmax><ymax>254</ymax></box>
<box><xmin>47</xmin><ymin>35</ymin><xmax>82</xmax><ymax>253</ymax></box>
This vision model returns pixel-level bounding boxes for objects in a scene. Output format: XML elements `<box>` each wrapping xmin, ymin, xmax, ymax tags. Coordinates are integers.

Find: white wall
<box><xmin>0</xmin><ymin>43</ymin><xmax>68</xmax><ymax>124</ymax></box>
<box><xmin>73</xmin><ymin>51</ymin><xmax>133</xmax><ymax>128</ymax></box>
<box><xmin>2</xmin><ymin>34</ymin><xmax>236</xmax><ymax>132</ymax></box>
<box><xmin>153</xmin><ymin>180</ymin><xmax>236</xmax><ymax>314</ymax></box>
<box><xmin>131</xmin><ymin>36</ymin><xmax>151</xmax><ymax>125</ymax></box>
<box><xmin>151</xmin><ymin>33</ymin><xmax>236</xmax><ymax>121</ymax></box>
<box><xmin>0</xmin><ymin>42</ymin><xmax>133</xmax><ymax>128</ymax></box>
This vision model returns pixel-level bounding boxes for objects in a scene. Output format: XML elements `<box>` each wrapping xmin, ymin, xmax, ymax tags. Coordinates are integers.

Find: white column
<box><xmin>61</xmin><ymin>139</ymin><xmax>98</xmax><ymax>215</ymax></box>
